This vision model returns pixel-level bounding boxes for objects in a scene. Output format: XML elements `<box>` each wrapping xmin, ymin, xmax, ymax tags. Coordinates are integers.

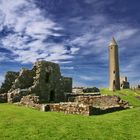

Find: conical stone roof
<box><xmin>109</xmin><ymin>37</ymin><xmax>118</xmax><ymax>46</ymax></box>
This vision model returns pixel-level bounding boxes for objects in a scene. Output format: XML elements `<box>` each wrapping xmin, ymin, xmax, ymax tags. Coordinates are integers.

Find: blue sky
<box><xmin>0</xmin><ymin>0</ymin><xmax>140</xmax><ymax>87</ymax></box>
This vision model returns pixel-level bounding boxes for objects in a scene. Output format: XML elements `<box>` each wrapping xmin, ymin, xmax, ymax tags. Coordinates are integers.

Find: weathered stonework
<box><xmin>42</xmin><ymin>94</ymin><xmax>129</xmax><ymax>115</ymax></box>
<box><xmin>11</xmin><ymin>69</ymin><xmax>35</xmax><ymax>90</ymax></box>
<box><xmin>8</xmin><ymin>88</ymin><xmax>29</xmax><ymax>103</ymax></box>
<box><xmin>120</xmin><ymin>76</ymin><xmax>130</xmax><ymax>89</ymax></box>
<box><xmin>0</xmin><ymin>60</ymin><xmax>130</xmax><ymax>116</ymax></box>
<box><xmin>19</xmin><ymin>95</ymin><xmax>42</xmax><ymax>110</ymax></box>
<box><xmin>28</xmin><ymin>61</ymin><xmax>72</xmax><ymax>103</ymax></box>
<box><xmin>44</xmin><ymin>102</ymin><xmax>93</xmax><ymax>116</ymax></box>
<box><xmin>66</xmin><ymin>93</ymin><xmax>101</xmax><ymax>102</ymax></box>
<box><xmin>0</xmin><ymin>71</ymin><xmax>19</xmax><ymax>94</ymax></box>
<box><xmin>18</xmin><ymin>94</ymin><xmax>129</xmax><ymax>116</ymax></box>
<box><xmin>0</xmin><ymin>61</ymin><xmax>72</xmax><ymax>103</ymax></box>
<box><xmin>0</xmin><ymin>93</ymin><xmax>7</xmax><ymax>103</ymax></box>
<box><xmin>72</xmin><ymin>87</ymin><xmax>84</xmax><ymax>94</ymax></box>
<box><xmin>73</xmin><ymin>95</ymin><xmax>129</xmax><ymax>108</ymax></box>
<box><xmin>109</xmin><ymin>38</ymin><xmax>120</xmax><ymax>91</ymax></box>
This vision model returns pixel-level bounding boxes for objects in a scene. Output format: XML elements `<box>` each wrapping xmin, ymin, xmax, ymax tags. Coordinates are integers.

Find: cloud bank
<box><xmin>0</xmin><ymin>0</ymin><xmax>78</xmax><ymax>64</ymax></box>
<box><xmin>0</xmin><ymin>0</ymin><xmax>140</xmax><ymax>87</ymax></box>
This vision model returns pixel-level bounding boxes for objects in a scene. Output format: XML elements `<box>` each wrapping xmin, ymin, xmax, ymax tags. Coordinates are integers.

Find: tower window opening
<box><xmin>113</xmin><ymin>71</ymin><xmax>116</xmax><ymax>74</ymax></box>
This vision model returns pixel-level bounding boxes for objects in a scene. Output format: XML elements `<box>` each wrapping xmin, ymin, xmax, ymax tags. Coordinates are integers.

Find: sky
<box><xmin>0</xmin><ymin>0</ymin><xmax>140</xmax><ymax>87</ymax></box>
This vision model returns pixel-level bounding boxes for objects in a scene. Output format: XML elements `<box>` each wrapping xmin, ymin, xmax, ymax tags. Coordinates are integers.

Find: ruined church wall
<box><xmin>0</xmin><ymin>71</ymin><xmax>19</xmax><ymax>94</ymax></box>
<box><xmin>62</xmin><ymin>77</ymin><xmax>72</xmax><ymax>93</ymax></box>
<box><xmin>11</xmin><ymin>69</ymin><xmax>35</xmax><ymax>90</ymax></box>
<box><xmin>30</xmin><ymin>61</ymin><xmax>66</xmax><ymax>103</ymax></box>
<box><xmin>0</xmin><ymin>61</ymin><xmax>72</xmax><ymax>103</ymax></box>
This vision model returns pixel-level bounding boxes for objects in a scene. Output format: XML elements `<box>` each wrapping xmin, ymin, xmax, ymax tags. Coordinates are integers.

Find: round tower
<box><xmin>109</xmin><ymin>37</ymin><xmax>120</xmax><ymax>91</ymax></box>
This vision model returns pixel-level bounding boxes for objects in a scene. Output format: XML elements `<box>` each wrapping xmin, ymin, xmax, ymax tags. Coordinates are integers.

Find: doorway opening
<box><xmin>50</xmin><ymin>90</ymin><xmax>55</xmax><ymax>102</ymax></box>
<box><xmin>45</xmin><ymin>72</ymin><xmax>50</xmax><ymax>83</ymax></box>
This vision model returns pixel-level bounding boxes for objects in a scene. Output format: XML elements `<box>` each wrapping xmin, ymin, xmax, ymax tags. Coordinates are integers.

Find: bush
<box><xmin>83</xmin><ymin>87</ymin><xmax>100</xmax><ymax>93</ymax></box>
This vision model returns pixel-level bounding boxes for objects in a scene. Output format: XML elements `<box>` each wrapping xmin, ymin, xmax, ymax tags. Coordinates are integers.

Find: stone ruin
<box><xmin>120</xmin><ymin>76</ymin><xmax>130</xmax><ymax>89</ymax></box>
<box><xmin>0</xmin><ymin>61</ymin><xmax>72</xmax><ymax>103</ymax></box>
<box><xmin>17</xmin><ymin>94</ymin><xmax>129</xmax><ymax>116</ymax></box>
<box><xmin>0</xmin><ymin>60</ymin><xmax>130</xmax><ymax>116</ymax></box>
<box><xmin>44</xmin><ymin>95</ymin><xmax>129</xmax><ymax>115</ymax></box>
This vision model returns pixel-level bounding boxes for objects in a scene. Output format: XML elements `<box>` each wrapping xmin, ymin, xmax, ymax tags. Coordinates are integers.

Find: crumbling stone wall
<box><xmin>43</xmin><ymin>96</ymin><xmax>129</xmax><ymax>115</ymax></box>
<box><xmin>62</xmin><ymin>77</ymin><xmax>72</xmax><ymax>93</ymax></box>
<box><xmin>29</xmin><ymin>61</ymin><xmax>70</xmax><ymax>103</ymax></box>
<box><xmin>73</xmin><ymin>95</ymin><xmax>129</xmax><ymax>108</ymax></box>
<box><xmin>66</xmin><ymin>93</ymin><xmax>101</xmax><ymax>102</ymax></box>
<box><xmin>0</xmin><ymin>93</ymin><xmax>7</xmax><ymax>103</ymax></box>
<box><xmin>120</xmin><ymin>76</ymin><xmax>130</xmax><ymax>89</ymax></box>
<box><xmin>8</xmin><ymin>89</ymin><xmax>29</xmax><ymax>103</ymax></box>
<box><xmin>44</xmin><ymin>103</ymin><xmax>93</xmax><ymax>116</ymax></box>
<box><xmin>72</xmin><ymin>87</ymin><xmax>84</xmax><ymax>94</ymax></box>
<box><xmin>0</xmin><ymin>71</ymin><xmax>19</xmax><ymax>94</ymax></box>
<box><xmin>19</xmin><ymin>95</ymin><xmax>42</xmax><ymax>110</ymax></box>
<box><xmin>11</xmin><ymin>68</ymin><xmax>35</xmax><ymax>90</ymax></box>
<box><xmin>18</xmin><ymin>94</ymin><xmax>129</xmax><ymax>115</ymax></box>
<box><xmin>0</xmin><ymin>61</ymin><xmax>72</xmax><ymax>103</ymax></box>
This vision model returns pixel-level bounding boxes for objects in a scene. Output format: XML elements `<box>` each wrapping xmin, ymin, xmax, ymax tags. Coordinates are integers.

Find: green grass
<box><xmin>0</xmin><ymin>89</ymin><xmax>140</xmax><ymax>140</ymax></box>
<box><xmin>100</xmin><ymin>89</ymin><xmax>140</xmax><ymax>107</ymax></box>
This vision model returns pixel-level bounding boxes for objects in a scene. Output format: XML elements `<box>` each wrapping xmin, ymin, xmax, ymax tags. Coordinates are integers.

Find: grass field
<box><xmin>0</xmin><ymin>89</ymin><xmax>140</xmax><ymax>140</ymax></box>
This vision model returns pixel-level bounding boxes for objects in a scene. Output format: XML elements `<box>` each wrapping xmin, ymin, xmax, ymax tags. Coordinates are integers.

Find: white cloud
<box><xmin>0</xmin><ymin>0</ymin><xmax>77</xmax><ymax>64</ymax></box>
<box><xmin>80</xmin><ymin>75</ymin><xmax>94</xmax><ymax>81</ymax></box>
<box><xmin>80</xmin><ymin>75</ymin><xmax>103</xmax><ymax>81</ymax></box>
<box><xmin>69</xmin><ymin>19</ymin><xmax>139</xmax><ymax>61</ymax></box>
<box><xmin>61</xmin><ymin>66</ymin><xmax>74</xmax><ymax>70</ymax></box>
<box><xmin>0</xmin><ymin>55</ymin><xmax>7</xmax><ymax>61</ymax></box>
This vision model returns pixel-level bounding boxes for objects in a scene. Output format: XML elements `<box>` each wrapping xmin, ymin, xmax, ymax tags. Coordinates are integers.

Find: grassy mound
<box><xmin>100</xmin><ymin>89</ymin><xmax>140</xmax><ymax>107</ymax></box>
<box><xmin>0</xmin><ymin>89</ymin><xmax>140</xmax><ymax>140</ymax></box>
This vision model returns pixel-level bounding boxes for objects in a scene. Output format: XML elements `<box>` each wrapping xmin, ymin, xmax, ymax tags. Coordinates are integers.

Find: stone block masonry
<box><xmin>19</xmin><ymin>95</ymin><xmax>42</xmax><ymax>110</ymax></box>
<box><xmin>42</xmin><ymin>95</ymin><xmax>129</xmax><ymax>115</ymax></box>
<box><xmin>43</xmin><ymin>102</ymin><xmax>127</xmax><ymax>116</ymax></box>
<box><xmin>18</xmin><ymin>94</ymin><xmax>129</xmax><ymax>116</ymax></box>
<box><xmin>0</xmin><ymin>61</ymin><xmax>72</xmax><ymax>103</ymax></box>
<box><xmin>0</xmin><ymin>60</ymin><xmax>130</xmax><ymax>116</ymax></box>
<box><xmin>0</xmin><ymin>93</ymin><xmax>7</xmax><ymax>103</ymax></box>
<box><xmin>44</xmin><ymin>103</ymin><xmax>93</xmax><ymax>116</ymax></box>
<box><xmin>73</xmin><ymin>95</ymin><xmax>129</xmax><ymax>108</ymax></box>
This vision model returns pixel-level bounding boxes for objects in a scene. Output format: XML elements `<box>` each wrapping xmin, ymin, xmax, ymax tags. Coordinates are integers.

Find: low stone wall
<box><xmin>44</xmin><ymin>103</ymin><xmax>93</xmax><ymax>116</ymax></box>
<box><xmin>19</xmin><ymin>95</ymin><xmax>42</xmax><ymax>110</ymax></box>
<box><xmin>43</xmin><ymin>102</ymin><xmax>126</xmax><ymax>116</ymax></box>
<box><xmin>92</xmin><ymin>105</ymin><xmax>125</xmax><ymax>115</ymax></box>
<box><xmin>0</xmin><ymin>93</ymin><xmax>7</xmax><ymax>103</ymax></box>
<box><xmin>17</xmin><ymin>95</ymin><xmax>129</xmax><ymax>116</ymax></box>
<box><xmin>66</xmin><ymin>93</ymin><xmax>101</xmax><ymax>102</ymax></box>
<box><xmin>8</xmin><ymin>88</ymin><xmax>29</xmax><ymax>103</ymax></box>
<box><xmin>74</xmin><ymin>95</ymin><xmax>129</xmax><ymax>108</ymax></box>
